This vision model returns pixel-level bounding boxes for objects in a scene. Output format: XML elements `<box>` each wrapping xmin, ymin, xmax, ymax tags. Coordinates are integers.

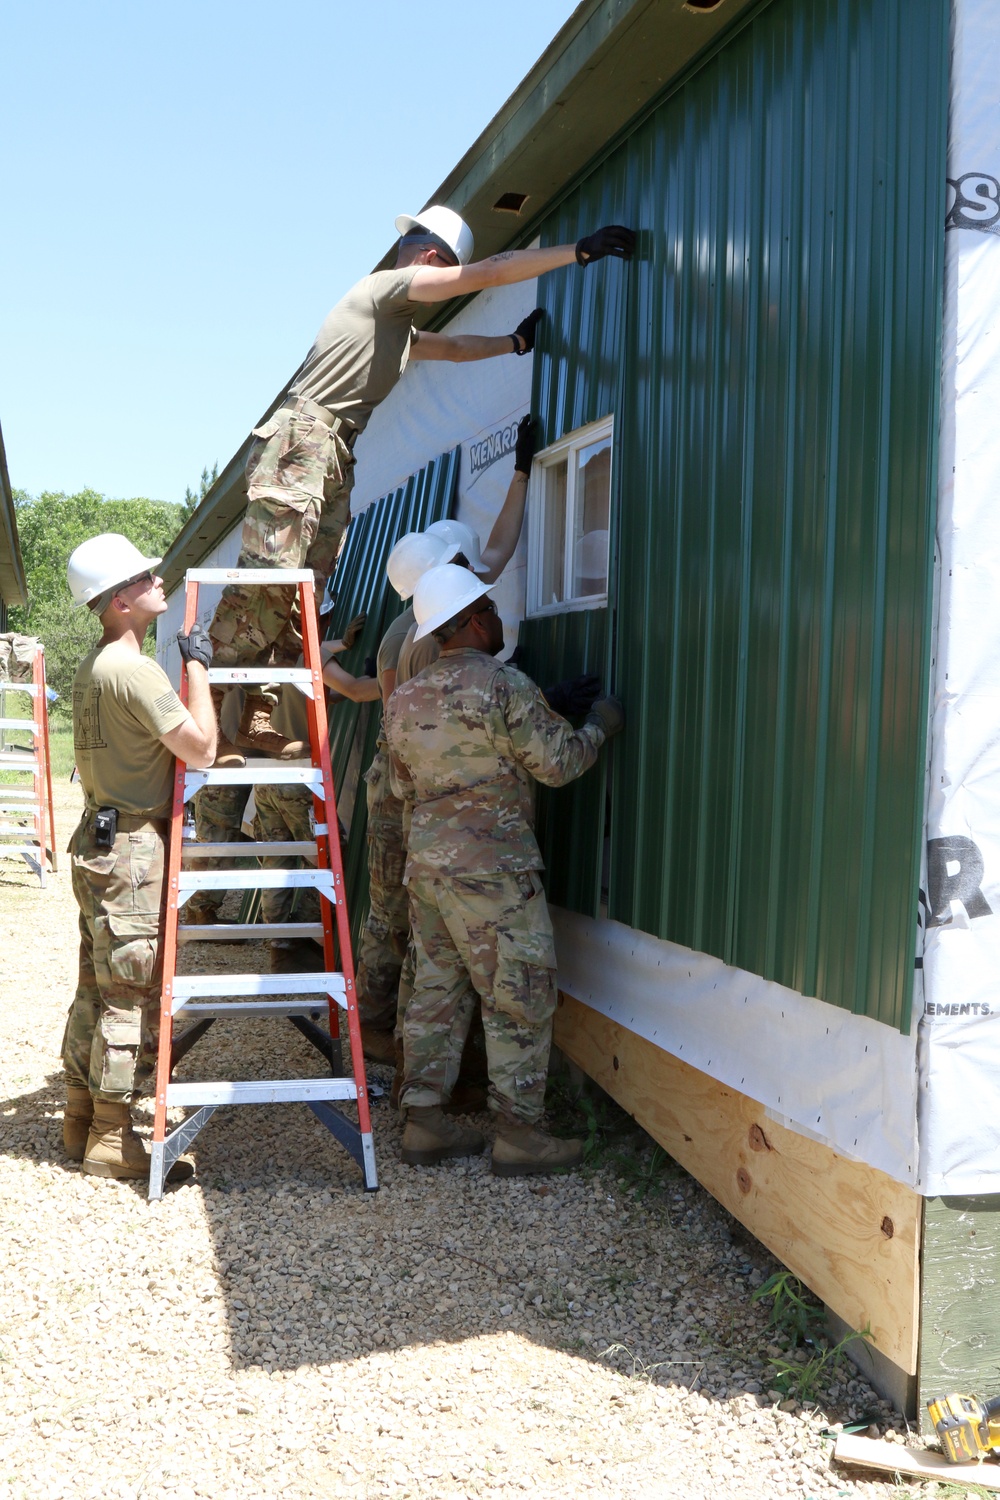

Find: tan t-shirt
<box><xmin>290</xmin><ymin>268</ymin><xmax>420</xmax><ymax>433</ymax></box>
<box><xmin>377</xmin><ymin>606</ymin><xmax>414</xmax><ymax>690</ymax></box>
<box><xmin>397</xmin><ymin>622</ymin><xmax>440</xmax><ymax>686</ymax></box>
<box><xmin>72</xmin><ymin>642</ymin><xmax>188</xmax><ymax>819</ymax></box>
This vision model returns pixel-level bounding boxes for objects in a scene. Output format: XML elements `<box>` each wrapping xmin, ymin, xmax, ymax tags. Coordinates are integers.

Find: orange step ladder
<box><xmin>0</xmin><ymin>637</ymin><xmax>57</xmax><ymax>886</ymax></box>
<box><xmin>149</xmin><ymin>567</ymin><xmax>377</xmax><ymax>1199</ymax></box>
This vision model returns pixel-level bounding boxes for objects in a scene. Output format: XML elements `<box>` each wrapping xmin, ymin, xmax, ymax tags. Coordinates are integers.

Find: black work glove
<box><xmin>575</xmin><ymin>225</ymin><xmax>636</xmax><ymax>266</ymax></box>
<box><xmin>513</xmin><ymin>307</ymin><xmax>544</xmax><ymax>355</ymax></box>
<box><xmin>363</xmin><ymin>655</ymin><xmax>377</xmax><ymax>680</ymax></box>
<box><xmin>341</xmin><ymin>612</ymin><xmax>367</xmax><ymax>650</ymax></box>
<box><xmin>585</xmin><ymin>694</ymin><xmax>625</xmax><ymax>739</ymax></box>
<box><xmin>544</xmin><ymin>673</ymin><xmax>603</xmax><ymax>718</ymax></box>
<box><xmin>514</xmin><ymin>415</ymin><xmax>537</xmax><ymax>475</ymax></box>
<box><xmin>176</xmin><ymin>623</ymin><xmax>213</xmax><ymax>669</ymax></box>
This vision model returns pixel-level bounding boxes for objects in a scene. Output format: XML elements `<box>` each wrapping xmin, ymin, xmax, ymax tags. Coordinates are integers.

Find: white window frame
<box><xmin>526</xmin><ymin>415</ymin><xmax>614</xmax><ymax>619</ymax></box>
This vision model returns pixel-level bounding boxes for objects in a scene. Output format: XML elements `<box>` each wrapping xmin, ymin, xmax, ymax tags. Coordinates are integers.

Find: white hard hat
<box><xmin>386</xmin><ymin>531</ymin><xmax>458</xmax><ymax>601</ymax></box>
<box><xmin>412</xmin><ymin>563</ymin><xmax>496</xmax><ymax>642</ymax></box>
<box><xmin>394</xmin><ymin>205</ymin><xmax>474</xmax><ymax>266</ymax></box>
<box><xmin>424</xmin><ymin>518</ymin><xmax>488</xmax><ymax>574</ymax></box>
<box><xmin>67</xmin><ymin>533</ymin><xmax>162</xmax><ymax>608</ymax></box>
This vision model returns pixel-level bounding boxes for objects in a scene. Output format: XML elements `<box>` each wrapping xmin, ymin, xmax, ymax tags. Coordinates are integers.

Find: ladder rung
<box><xmin>177</xmin><ymin>1000</ymin><xmax>330</xmax><ymax>1018</ymax></box>
<box><xmin>165</xmin><ymin>1078</ymin><xmax>358</xmax><ymax>1106</ymax></box>
<box><xmin>176</xmin><ymin>921</ymin><xmax>324</xmax><ymax>943</ymax></box>
<box><xmin>187</xmin><ymin>567</ymin><xmax>315</xmax><ymax>584</ymax></box>
<box><xmin>206</xmin><ymin>668</ymin><xmax>315</xmax><ymax>687</ymax></box>
<box><xmin>185</xmin><ymin>767</ymin><xmax>325</xmax><ymax>790</ymax></box>
<box><xmin>178</xmin><ymin>869</ymin><xmax>335</xmax><ymax>893</ymax></box>
<box><xmin>0</xmin><ymin>846</ymin><xmax>43</xmax><ymax>859</ymax></box>
<box><xmin>0</xmin><ymin>752</ymin><xmax>37</xmax><ymax>766</ymax></box>
<box><xmin>182</xmin><ymin>840</ymin><xmax>317</xmax><ymax>859</ymax></box>
<box><xmin>0</xmin><ymin>719</ymin><xmax>37</xmax><ymax>732</ymax></box>
<box><xmin>172</xmin><ymin>972</ymin><xmax>345</xmax><ymax>1000</ymax></box>
<box><xmin>0</xmin><ymin>788</ymin><xmax>37</xmax><ymax>799</ymax></box>
<box><xmin>0</xmin><ymin>806</ymin><xmax>39</xmax><ymax>817</ymax></box>
<box><xmin>0</xmin><ymin>682</ymin><xmax>39</xmax><ymax>695</ymax></box>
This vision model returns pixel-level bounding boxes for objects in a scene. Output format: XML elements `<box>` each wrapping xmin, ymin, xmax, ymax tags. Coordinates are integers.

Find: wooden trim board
<box><xmin>554</xmin><ymin>992</ymin><xmax>921</xmax><ymax>1373</ymax></box>
<box><xmin>833</xmin><ymin>1433</ymin><xmax>1000</xmax><ymax>1489</ymax></box>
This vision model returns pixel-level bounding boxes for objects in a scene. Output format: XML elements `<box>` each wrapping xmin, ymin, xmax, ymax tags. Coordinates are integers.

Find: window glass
<box><xmin>527</xmin><ymin>417</ymin><xmax>613</xmax><ymax>617</ymax></box>
<box><xmin>571</xmin><ymin>436</ymin><xmax>611</xmax><ymax>599</ymax></box>
<box><xmin>540</xmin><ymin>458</ymin><xmax>568</xmax><ymax>608</ymax></box>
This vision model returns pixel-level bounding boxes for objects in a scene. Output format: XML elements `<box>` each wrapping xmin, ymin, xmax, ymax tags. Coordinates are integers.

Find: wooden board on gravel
<box><xmin>554</xmin><ymin>991</ymin><xmax>921</xmax><ymax>1373</ymax></box>
<box><xmin>834</xmin><ymin>1432</ymin><xmax>1000</xmax><ymax>1488</ymax></box>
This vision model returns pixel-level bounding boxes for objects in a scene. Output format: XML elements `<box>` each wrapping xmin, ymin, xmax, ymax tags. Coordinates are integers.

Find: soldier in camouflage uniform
<box><xmin>61</xmin><ymin>532</ymin><xmax>217</xmax><ymax>1184</ymax></box>
<box><xmin>385</xmin><ymin>563</ymin><xmax>624</xmax><ymax>1176</ymax></box>
<box><xmin>206</xmin><ymin>206</ymin><xmax>632</xmax><ymax>764</ymax></box>
<box><xmin>182</xmin><ymin>690</ymin><xmax>253</xmax><ymax>926</ymax></box>
<box><xmin>255</xmin><ymin>643</ymin><xmax>379</xmax><ymax>972</ymax></box>
<box><xmin>357</xmin><ymin>419</ymin><xmax>541</xmax><ymax>1069</ymax></box>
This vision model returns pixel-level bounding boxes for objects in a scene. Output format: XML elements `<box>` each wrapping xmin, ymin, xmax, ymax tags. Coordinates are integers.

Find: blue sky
<box><xmin>1</xmin><ymin>0</ymin><xmax>578</xmax><ymax>506</ymax></box>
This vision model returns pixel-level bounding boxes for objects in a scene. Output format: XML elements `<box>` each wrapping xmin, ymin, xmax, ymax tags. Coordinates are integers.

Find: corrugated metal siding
<box><xmin>528</xmin><ymin>0</ymin><xmax>947</xmax><ymax>1029</ymax></box>
<box><xmin>324</xmin><ymin>449</ymin><xmax>459</xmax><ymax>953</ymax></box>
<box><xmin>519</xmin><ymin>608</ymin><xmax>608</xmax><ymax>915</ymax></box>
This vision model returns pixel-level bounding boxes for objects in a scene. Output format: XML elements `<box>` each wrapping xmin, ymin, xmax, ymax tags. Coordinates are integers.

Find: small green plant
<box><xmin>751</xmin><ymin>1270</ymin><xmax>873</xmax><ymax>1403</ymax></box>
<box><xmin>752</xmin><ymin>1269</ymin><xmax>820</xmax><ymax>1343</ymax></box>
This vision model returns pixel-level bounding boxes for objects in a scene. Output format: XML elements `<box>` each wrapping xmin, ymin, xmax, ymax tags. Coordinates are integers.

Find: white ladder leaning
<box><xmin>0</xmin><ymin>637</ymin><xmax>57</xmax><ymax>887</ymax></box>
<box><xmin>149</xmin><ymin>567</ymin><xmax>377</xmax><ymax>1199</ymax></box>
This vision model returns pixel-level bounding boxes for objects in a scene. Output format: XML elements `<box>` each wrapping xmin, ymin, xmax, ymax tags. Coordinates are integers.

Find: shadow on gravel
<box><xmin>2</xmin><ymin>994</ymin><xmax>801</xmax><ymax>1412</ymax></box>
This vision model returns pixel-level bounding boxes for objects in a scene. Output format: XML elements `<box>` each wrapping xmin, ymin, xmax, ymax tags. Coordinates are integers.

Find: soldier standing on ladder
<box><xmin>61</xmin><ymin>534</ymin><xmax>217</xmax><ymax>1184</ymax></box>
<box><xmin>206</xmin><ymin>207</ymin><xmax>635</xmax><ymax>764</ymax></box>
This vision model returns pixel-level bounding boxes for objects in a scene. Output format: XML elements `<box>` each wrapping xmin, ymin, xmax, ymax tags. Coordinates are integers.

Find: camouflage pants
<box><xmin>209</xmin><ymin>404</ymin><xmax>355</xmax><ymax>685</ymax></box>
<box><xmin>355</xmin><ymin>748</ymin><xmax>409</xmax><ymax>1031</ymax></box>
<box><xmin>183</xmin><ymin>783</ymin><xmax>252</xmax><ymax>921</ymax></box>
<box><xmin>254</xmin><ymin>781</ymin><xmax>321</xmax><ymax>926</ymax></box>
<box><xmin>61</xmin><ymin>814</ymin><xmax>166</xmax><ymax>1102</ymax></box>
<box><xmin>400</xmin><ymin>871</ymin><xmax>558</xmax><ymax>1124</ymax></box>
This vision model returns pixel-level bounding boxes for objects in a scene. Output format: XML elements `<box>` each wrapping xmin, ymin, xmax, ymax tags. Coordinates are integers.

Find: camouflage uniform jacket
<box><xmin>384</xmin><ymin>647</ymin><xmax>606</xmax><ymax>878</ymax></box>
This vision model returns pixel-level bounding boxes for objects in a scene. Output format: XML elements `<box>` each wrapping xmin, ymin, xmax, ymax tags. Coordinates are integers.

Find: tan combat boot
<box><xmin>82</xmin><ymin>1100</ymin><xmax>194</xmax><ymax>1183</ymax></box>
<box><xmin>400</xmin><ymin>1106</ymin><xmax>485</xmax><ymax>1166</ymax></box>
<box><xmin>389</xmin><ymin>1036</ymin><xmax>404</xmax><ymax>1111</ymax></box>
<box><xmin>359</xmin><ymin>1025</ymin><xmax>397</xmax><ymax>1066</ymax></box>
<box><xmin>491</xmin><ymin>1122</ymin><xmax>584</xmax><ymax>1178</ymax></box>
<box><xmin>235</xmin><ymin>693</ymin><xmax>305</xmax><ymax>758</ymax></box>
<box><xmin>63</xmin><ymin>1086</ymin><xmax>94</xmax><ymax>1161</ymax></box>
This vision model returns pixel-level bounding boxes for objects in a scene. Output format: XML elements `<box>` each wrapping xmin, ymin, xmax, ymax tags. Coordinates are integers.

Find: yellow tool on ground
<box><xmin>927</xmin><ymin>1393</ymin><xmax>1000</xmax><ymax>1463</ymax></box>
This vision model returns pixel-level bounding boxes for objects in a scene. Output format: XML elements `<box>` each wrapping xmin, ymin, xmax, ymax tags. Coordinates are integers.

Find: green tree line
<box><xmin>7</xmin><ymin>488</ymin><xmax>185</xmax><ymax>713</ymax></box>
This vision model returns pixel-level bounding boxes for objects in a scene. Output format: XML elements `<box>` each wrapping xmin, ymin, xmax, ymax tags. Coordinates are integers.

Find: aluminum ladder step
<box><xmin>165</xmin><ymin>1078</ymin><xmax>358</xmax><ymax>1106</ymax></box>
<box><xmin>178</xmin><ymin>869</ymin><xmax>336</xmax><ymax>894</ymax></box>
<box><xmin>177</xmin><ymin>1000</ymin><xmax>329</xmax><ymax>1018</ymax></box>
<box><xmin>176</xmin><ymin>921</ymin><xmax>324</xmax><ymax>944</ymax></box>
<box><xmin>187</xmin><ymin>567</ymin><xmax>314</xmax><ymax>584</ymax></box>
<box><xmin>171</xmin><ymin>971</ymin><xmax>345</xmax><ymax>999</ymax></box>
<box><xmin>0</xmin><ymin>718</ymin><xmax>37</xmax><ymax>732</ymax></box>
<box><xmin>206</xmin><ymin>667</ymin><xmax>315</xmax><ymax>688</ymax></box>
<box><xmin>181</xmin><ymin>839</ymin><xmax>317</xmax><ymax>859</ymax></box>
<box><xmin>184</xmin><ymin>766</ymin><xmax>325</xmax><ymax>795</ymax></box>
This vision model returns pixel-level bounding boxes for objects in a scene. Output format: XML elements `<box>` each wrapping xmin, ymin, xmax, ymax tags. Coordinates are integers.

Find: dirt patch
<box><xmin>0</xmin><ymin>776</ymin><xmax>937</xmax><ymax>1498</ymax></box>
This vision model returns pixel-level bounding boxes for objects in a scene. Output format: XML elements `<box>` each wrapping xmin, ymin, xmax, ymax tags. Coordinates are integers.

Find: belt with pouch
<box><xmin>89</xmin><ymin>808</ymin><xmax>168</xmax><ymax>837</ymax></box>
<box><xmin>281</xmin><ymin>395</ymin><xmax>358</xmax><ymax>450</ymax></box>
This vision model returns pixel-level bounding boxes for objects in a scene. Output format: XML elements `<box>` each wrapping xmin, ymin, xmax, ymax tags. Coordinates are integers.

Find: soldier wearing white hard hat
<box><xmin>205</xmin><ymin>205</ymin><xmax>636</xmax><ymax>765</ymax></box>
<box><xmin>60</xmin><ymin>534</ymin><xmax>217</xmax><ymax>1185</ymax></box>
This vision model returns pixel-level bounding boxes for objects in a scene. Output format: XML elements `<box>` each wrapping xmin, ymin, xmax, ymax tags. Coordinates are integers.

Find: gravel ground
<box><xmin>0</xmin><ymin>777</ymin><xmax>949</xmax><ymax>1499</ymax></box>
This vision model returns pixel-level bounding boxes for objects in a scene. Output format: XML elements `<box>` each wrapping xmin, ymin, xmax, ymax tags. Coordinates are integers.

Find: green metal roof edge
<box><xmin>160</xmin><ymin>0</ymin><xmax>757</xmax><ymax>596</ymax></box>
<box><xmin>0</xmin><ymin>419</ymin><xmax>27</xmax><ymax>610</ymax></box>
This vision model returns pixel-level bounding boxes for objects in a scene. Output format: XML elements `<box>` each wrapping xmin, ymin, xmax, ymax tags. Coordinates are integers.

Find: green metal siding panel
<box><xmin>528</xmin><ymin>0</ymin><xmax>947</xmax><ymax>1029</ymax></box>
<box><xmin>518</xmin><ymin>608</ymin><xmax>608</xmax><ymax>916</ymax></box>
<box><xmin>324</xmin><ymin>449</ymin><xmax>459</xmax><ymax>954</ymax></box>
